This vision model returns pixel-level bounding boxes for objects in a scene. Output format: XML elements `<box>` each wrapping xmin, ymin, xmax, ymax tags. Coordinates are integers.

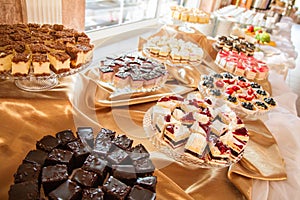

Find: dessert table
<box><xmin>1</xmin><ymin>26</ymin><xmax>300</xmax><ymax>200</ymax></box>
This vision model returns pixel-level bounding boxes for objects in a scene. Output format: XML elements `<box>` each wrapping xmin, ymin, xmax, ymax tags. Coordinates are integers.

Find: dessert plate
<box><xmin>143</xmin><ymin>94</ymin><xmax>249</xmax><ymax>168</ymax></box>
<box><xmin>198</xmin><ymin>72</ymin><xmax>276</xmax><ymax>118</ymax></box>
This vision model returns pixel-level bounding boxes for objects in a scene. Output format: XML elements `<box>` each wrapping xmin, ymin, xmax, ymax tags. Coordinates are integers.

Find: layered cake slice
<box><xmin>207</xmin><ymin>138</ymin><xmax>231</xmax><ymax>166</ymax></box>
<box><xmin>48</xmin><ymin>51</ymin><xmax>71</xmax><ymax>73</ymax></box>
<box><xmin>66</xmin><ymin>43</ymin><xmax>93</xmax><ymax>68</ymax></box>
<box><xmin>32</xmin><ymin>54</ymin><xmax>51</xmax><ymax>76</ymax></box>
<box><xmin>0</xmin><ymin>49</ymin><xmax>13</xmax><ymax>72</ymax></box>
<box><xmin>184</xmin><ymin>133</ymin><xmax>207</xmax><ymax>161</ymax></box>
<box><xmin>11</xmin><ymin>52</ymin><xmax>31</xmax><ymax>76</ymax></box>
<box><xmin>162</xmin><ymin>122</ymin><xmax>191</xmax><ymax>148</ymax></box>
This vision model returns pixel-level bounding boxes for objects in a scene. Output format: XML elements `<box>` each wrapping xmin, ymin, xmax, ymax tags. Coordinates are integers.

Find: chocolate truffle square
<box><xmin>106</xmin><ymin>147</ymin><xmax>132</xmax><ymax>166</ymax></box>
<box><xmin>67</xmin><ymin>140</ymin><xmax>91</xmax><ymax>168</ymax></box>
<box><xmin>129</xmin><ymin>144</ymin><xmax>150</xmax><ymax>161</ymax></box>
<box><xmin>133</xmin><ymin>158</ymin><xmax>155</xmax><ymax>177</ymax></box>
<box><xmin>76</xmin><ymin>127</ymin><xmax>94</xmax><ymax>149</ymax></box>
<box><xmin>103</xmin><ymin>176</ymin><xmax>131</xmax><ymax>200</ymax></box>
<box><xmin>136</xmin><ymin>176</ymin><xmax>157</xmax><ymax>192</ymax></box>
<box><xmin>8</xmin><ymin>181</ymin><xmax>39</xmax><ymax>200</ymax></box>
<box><xmin>36</xmin><ymin>135</ymin><xmax>60</xmax><ymax>152</ymax></box>
<box><xmin>112</xmin><ymin>165</ymin><xmax>137</xmax><ymax>186</ymax></box>
<box><xmin>23</xmin><ymin>149</ymin><xmax>48</xmax><ymax>165</ymax></box>
<box><xmin>82</xmin><ymin>154</ymin><xmax>108</xmax><ymax>185</ymax></box>
<box><xmin>82</xmin><ymin>188</ymin><xmax>104</xmax><ymax>200</ymax></box>
<box><xmin>41</xmin><ymin>164</ymin><xmax>68</xmax><ymax>194</ymax></box>
<box><xmin>14</xmin><ymin>162</ymin><xmax>41</xmax><ymax>184</ymax></box>
<box><xmin>71</xmin><ymin>168</ymin><xmax>98</xmax><ymax>188</ymax></box>
<box><xmin>127</xmin><ymin>185</ymin><xmax>156</xmax><ymax>200</ymax></box>
<box><xmin>55</xmin><ymin>129</ymin><xmax>77</xmax><ymax>148</ymax></box>
<box><xmin>93</xmin><ymin>137</ymin><xmax>113</xmax><ymax>158</ymax></box>
<box><xmin>48</xmin><ymin>180</ymin><xmax>82</xmax><ymax>200</ymax></box>
<box><xmin>112</xmin><ymin>135</ymin><xmax>133</xmax><ymax>150</ymax></box>
<box><xmin>96</xmin><ymin>128</ymin><xmax>116</xmax><ymax>141</ymax></box>
<box><xmin>45</xmin><ymin>148</ymin><xmax>74</xmax><ymax>173</ymax></box>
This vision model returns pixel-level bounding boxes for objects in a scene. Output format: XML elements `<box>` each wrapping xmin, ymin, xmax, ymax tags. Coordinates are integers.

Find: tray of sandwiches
<box><xmin>0</xmin><ymin>23</ymin><xmax>94</xmax><ymax>91</ymax></box>
<box><xmin>143</xmin><ymin>93</ymin><xmax>249</xmax><ymax>168</ymax></box>
<box><xmin>199</xmin><ymin>72</ymin><xmax>277</xmax><ymax>118</ymax></box>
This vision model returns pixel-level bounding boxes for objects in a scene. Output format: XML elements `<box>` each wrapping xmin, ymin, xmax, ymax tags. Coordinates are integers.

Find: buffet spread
<box><xmin>0</xmin><ymin>10</ymin><xmax>300</xmax><ymax>200</ymax></box>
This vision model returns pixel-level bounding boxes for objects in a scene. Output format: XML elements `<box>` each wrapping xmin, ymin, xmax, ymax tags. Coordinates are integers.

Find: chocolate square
<box><xmin>8</xmin><ymin>181</ymin><xmax>39</xmax><ymax>200</ymax></box>
<box><xmin>14</xmin><ymin>163</ymin><xmax>41</xmax><ymax>184</ymax></box>
<box><xmin>82</xmin><ymin>154</ymin><xmax>108</xmax><ymax>185</ymax></box>
<box><xmin>129</xmin><ymin>144</ymin><xmax>150</xmax><ymax>161</ymax></box>
<box><xmin>95</xmin><ymin>128</ymin><xmax>116</xmax><ymax>141</ymax></box>
<box><xmin>71</xmin><ymin>168</ymin><xmax>98</xmax><ymax>188</ymax></box>
<box><xmin>82</xmin><ymin>188</ymin><xmax>104</xmax><ymax>200</ymax></box>
<box><xmin>77</xmin><ymin>127</ymin><xmax>94</xmax><ymax>149</ymax></box>
<box><xmin>112</xmin><ymin>135</ymin><xmax>133</xmax><ymax>151</ymax></box>
<box><xmin>55</xmin><ymin>129</ymin><xmax>77</xmax><ymax>148</ymax></box>
<box><xmin>93</xmin><ymin>137</ymin><xmax>113</xmax><ymax>158</ymax></box>
<box><xmin>23</xmin><ymin>149</ymin><xmax>48</xmax><ymax>165</ymax></box>
<box><xmin>133</xmin><ymin>158</ymin><xmax>155</xmax><ymax>177</ymax></box>
<box><xmin>112</xmin><ymin>165</ymin><xmax>137</xmax><ymax>186</ymax></box>
<box><xmin>41</xmin><ymin>164</ymin><xmax>68</xmax><ymax>194</ymax></box>
<box><xmin>48</xmin><ymin>180</ymin><xmax>82</xmax><ymax>200</ymax></box>
<box><xmin>36</xmin><ymin>135</ymin><xmax>60</xmax><ymax>152</ymax></box>
<box><xmin>45</xmin><ymin>148</ymin><xmax>74</xmax><ymax>174</ymax></box>
<box><xmin>103</xmin><ymin>176</ymin><xmax>131</xmax><ymax>200</ymax></box>
<box><xmin>106</xmin><ymin>147</ymin><xmax>132</xmax><ymax>166</ymax></box>
<box><xmin>127</xmin><ymin>185</ymin><xmax>156</xmax><ymax>200</ymax></box>
<box><xmin>67</xmin><ymin>140</ymin><xmax>91</xmax><ymax>168</ymax></box>
<box><xmin>136</xmin><ymin>176</ymin><xmax>157</xmax><ymax>192</ymax></box>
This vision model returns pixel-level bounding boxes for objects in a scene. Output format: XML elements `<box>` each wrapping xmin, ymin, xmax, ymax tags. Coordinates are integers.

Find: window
<box><xmin>85</xmin><ymin>0</ymin><xmax>184</xmax><ymax>32</ymax></box>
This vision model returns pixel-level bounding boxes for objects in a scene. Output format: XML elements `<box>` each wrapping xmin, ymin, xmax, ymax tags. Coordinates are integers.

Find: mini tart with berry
<box><xmin>255</xmin><ymin>89</ymin><xmax>269</xmax><ymax>100</ymax></box>
<box><xmin>254</xmin><ymin>101</ymin><xmax>270</xmax><ymax>112</ymax></box>
<box><xmin>264</xmin><ymin>97</ymin><xmax>277</xmax><ymax>108</ymax></box>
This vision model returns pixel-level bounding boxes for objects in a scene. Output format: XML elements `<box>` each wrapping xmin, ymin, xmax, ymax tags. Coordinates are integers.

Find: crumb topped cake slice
<box><xmin>11</xmin><ymin>52</ymin><xmax>31</xmax><ymax>76</ymax></box>
<box><xmin>0</xmin><ymin>49</ymin><xmax>13</xmax><ymax>73</ymax></box>
<box><xmin>32</xmin><ymin>54</ymin><xmax>51</xmax><ymax>76</ymax></box>
<box><xmin>66</xmin><ymin>44</ymin><xmax>93</xmax><ymax>68</ymax></box>
<box><xmin>48</xmin><ymin>52</ymin><xmax>70</xmax><ymax>73</ymax></box>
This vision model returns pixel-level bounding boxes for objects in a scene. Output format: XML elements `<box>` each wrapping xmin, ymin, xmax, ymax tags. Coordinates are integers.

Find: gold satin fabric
<box><xmin>0</xmin><ymin>26</ymin><xmax>286</xmax><ymax>199</ymax></box>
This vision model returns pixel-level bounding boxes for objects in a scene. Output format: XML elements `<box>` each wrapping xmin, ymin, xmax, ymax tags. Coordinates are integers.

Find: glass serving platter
<box><xmin>0</xmin><ymin>57</ymin><xmax>93</xmax><ymax>92</ymax></box>
<box><xmin>143</xmin><ymin>95</ymin><xmax>248</xmax><ymax>168</ymax></box>
<box><xmin>198</xmin><ymin>72</ymin><xmax>277</xmax><ymax>118</ymax></box>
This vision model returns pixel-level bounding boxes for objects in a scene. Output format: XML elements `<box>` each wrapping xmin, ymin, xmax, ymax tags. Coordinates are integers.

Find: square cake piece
<box><xmin>67</xmin><ymin>140</ymin><xmax>91</xmax><ymax>168</ymax></box>
<box><xmin>127</xmin><ymin>185</ymin><xmax>156</xmax><ymax>200</ymax></box>
<box><xmin>93</xmin><ymin>137</ymin><xmax>113</xmax><ymax>158</ymax></box>
<box><xmin>55</xmin><ymin>129</ymin><xmax>77</xmax><ymax>148</ymax></box>
<box><xmin>8</xmin><ymin>181</ymin><xmax>39</xmax><ymax>200</ymax></box>
<box><xmin>48</xmin><ymin>51</ymin><xmax>70</xmax><ymax>73</ymax></box>
<box><xmin>14</xmin><ymin>163</ymin><xmax>41</xmax><ymax>184</ymax></box>
<box><xmin>48</xmin><ymin>180</ymin><xmax>82</xmax><ymax>200</ymax></box>
<box><xmin>133</xmin><ymin>158</ymin><xmax>155</xmax><ymax>177</ymax></box>
<box><xmin>41</xmin><ymin>164</ymin><xmax>68</xmax><ymax>194</ymax></box>
<box><xmin>103</xmin><ymin>176</ymin><xmax>131</xmax><ymax>200</ymax></box>
<box><xmin>112</xmin><ymin>134</ymin><xmax>133</xmax><ymax>151</ymax></box>
<box><xmin>11</xmin><ymin>52</ymin><xmax>31</xmax><ymax>76</ymax></box>
<box><xmin>0</xmin><ymin>49</ymin><xmax>13</xmax><ymax>72</ymax></box>
<box><xmin>82</xmin><ymin>188</ymin><xmax>104</xmax><ymax>200</ymax></box>
<box><xmin>112</xmin><ymin>164</ymin><xmax>137</xmax><ymax>186</ymax></box>
<box><xmin>23</xmin><ymin>149</ymin><xmax>48</xmax><ymax>166</ymax></box>
<box><xmin>71</xmin><ymin>168</ymin><xmax>98</xmax><ymax>188</ymax></box>
<box><xmin>106</xmin><ymin>147</ymin><xmax>132</xmax><ymax>166</ymax></box>
<box><xmin>82</xmin><ymin>154</ymin><xmax>108</xmax><ymax>185</ymax></box>
<box><xmin>36</xmin><ymin>135</ymin><xmax>60</xmax><ymax>152</ymax></box>
<box><xmin>76</xmin><ymin>126</ymin><xmax>94</xmax><ymax>149</ymax></box>
<box><xmin>136</xmin><ymin>176</ymin><xmax>157</xmax><ymax>192</ymax></box>
<box><xmin>184</xmin><ymin>133</ymin><xmax>207</xmax><ymax>160</ymax></box>
<box><xmin>45</xmin><ymin>148</ymin><xmax>74</xmax><ymax>174</ymax></box>
<box><xmin>32</xmin><ymin>54</ymin><xmax>51</xmax><ymax>76</ymax></box>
